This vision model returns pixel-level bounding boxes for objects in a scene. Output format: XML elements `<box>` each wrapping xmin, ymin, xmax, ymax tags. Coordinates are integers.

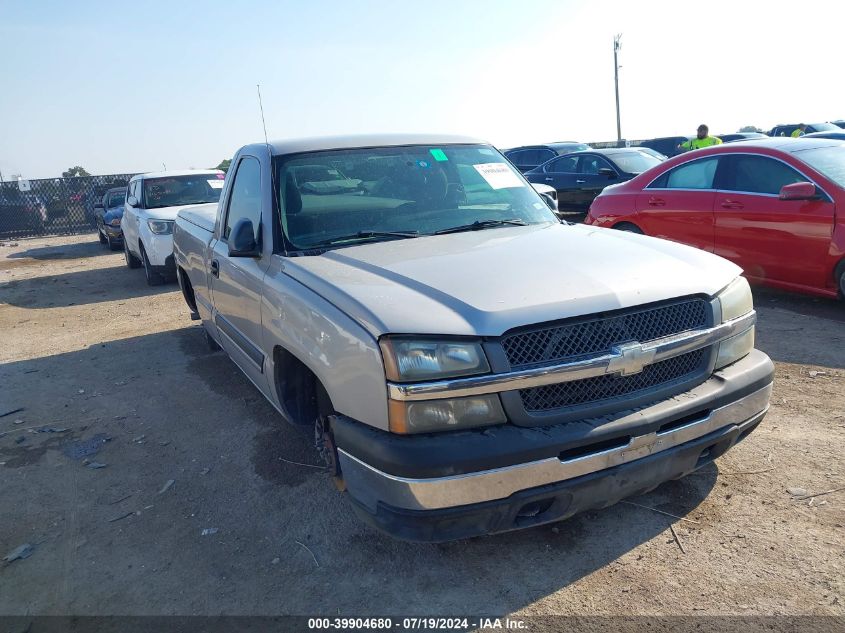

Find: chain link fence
<box><xmin>0</xmin><ymin>174</ymin><xmax>139</xmax><ymax>240</ymax></box>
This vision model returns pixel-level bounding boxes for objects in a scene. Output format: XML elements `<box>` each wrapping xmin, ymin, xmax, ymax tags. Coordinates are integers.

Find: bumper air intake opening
<box><xmin>515</xmin><ymin>498</ymin><xmax>555</xmax><ymax>527</ymax></box>
<box><xmin>559</xmin><ymin>435</ymin><xmax>630</xmax><ymax>462</ymax></box>
<box><xmin>657</xmin><ymin>409</ymin><xmax>711</xmax><ymax>435</ymax></box>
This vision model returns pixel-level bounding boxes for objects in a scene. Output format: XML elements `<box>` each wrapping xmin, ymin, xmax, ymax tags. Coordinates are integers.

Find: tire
<box><xmin>124</xmin><ymin>238</ymin><xmax>141</xmax><ymax>269</ymax></box>
<box><xmin>614</xmin><ymin>222</ymin><xmax>644</xmax><ymax>234</ymax></box>
<box><xmin>98</xmin><ymin>227</ymin><xmax>107</xmax><ymax>244</ymax></box>
<box><xmin>140</xmin><ymin>244</ymin><xmax>165</xmax><ymax>286</ymax></box>
<box><xmin>836</xmin><ymin>260</ymin><xmax>845</xmax><ymax>299</ymax></box>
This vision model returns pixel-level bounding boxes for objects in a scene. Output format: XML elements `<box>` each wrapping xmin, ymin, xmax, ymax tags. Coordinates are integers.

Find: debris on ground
<box><xmin>787</xmin><ymin>487</ymin><xmax>808</xmax><ymax>497</ymax></box>
<box><xmin>77</xmin><ymin>389</ymin><xmax>85</xmax><ymax>394</ymax></box>
<box><xmin>200</xmin><ymin>468</ymin><xmax>210</xmax><ymax>476</ymax></box>
<box><xmin>808</xmin><ymin>370</ymin><xmax>827</xmax><ymax>378</ymax></box>
<box><xmin>13</xmin><ymin>419</ymin><xmax>24</xmax><ymax>425</ymax></box>
<box><xmin>15</xmin><ymin>436</ymin><xmax>26</xmax><ymax>444</ymax></box>
<box><xmin>158</xmin><ymin>479</ymin><xmax>175</xmax><ymax>495</ymax></box>
<box><xmin>86</xmin><ymin>462</ymin><xmax>108</xmax><ymax>469</ymax></box>
<box><xmin>3</xmin><ymin>544</ymin><xmax>34</xmax><ymax>563</ymax></box>
<box><xmin>62</xmin><ymin>433</ymin><xmax>110</xmax><ymax>460</ymax></box>
<box><xmin>201</xmin><ymin>528</ymin><xmax>219</xmax><ymax>536</ymax></box>
<box><xmin>35</xmin><ymin>426</ymin><xmax>69</xmax><ymax>433</ymax></box>
<box><xmin>0</xmin><ymin>407</ymin><xmax>24</xmax><ymax>418</ymax></box>
<box><xmin>108</xmin><ymin>511</ymin><xmax>134</xmax><ymax>523</ymax></box>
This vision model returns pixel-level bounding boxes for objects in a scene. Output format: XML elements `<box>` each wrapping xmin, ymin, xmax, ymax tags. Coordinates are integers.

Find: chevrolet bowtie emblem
<box><xmin>608</xmin><ymin>341</ymin><xmax>656</xmax><ymax>376</ymax></box>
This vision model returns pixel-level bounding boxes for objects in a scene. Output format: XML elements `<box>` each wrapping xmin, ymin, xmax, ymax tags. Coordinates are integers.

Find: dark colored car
<box><xmin>524</xmin><ymin>148</ymin><xmax>663</xmax><ymax>213</ymax></box>
<box><xmin>833</xmin><ymin>121</ymin><xmax>845</xmax><ymax>129</ymax></box>
<box><xmin>769</xmin><ymin>122</ymin><xmax>840</xmax><ymax>137</ymax></box>
<box><xmin>0</xmin><ymin>189</ymin><xmax>47</xmax><ymax>237</ymax></box>
<box><xmin>719</xmin><ymin>132</ymin><xmax>768</xmax><ymax>143</ymax></box>
<box><xmin>503</xmin><ymin>142</ymin><xmax>590</xmax><ymax>173</ymax></box>
<box><xmin>637</xmin><ymin>136</ymin><xmax>690</xmax><ymax>158</ymax></box>
<box><xmin>94</xmin><ymin>187</ymin><xmax>127</xmax><ymax>250</ymax></box>
<box><xmin>803</xmin><ymin>131</ymin><xmax>845</xmax><ymax>141</ymax></box>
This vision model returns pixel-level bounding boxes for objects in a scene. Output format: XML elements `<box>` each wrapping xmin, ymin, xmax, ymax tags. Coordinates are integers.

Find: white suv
<box><xmin>123</xmin><ymin>170</ymin><xmax>224</xmax><ymax>285</ymax></box>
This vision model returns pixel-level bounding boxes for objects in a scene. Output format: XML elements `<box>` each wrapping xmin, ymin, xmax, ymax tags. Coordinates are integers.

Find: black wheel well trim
<box><xmin>612</xmin><ymin>220</ymin><xmax>642</xmax><ymax>231</ymax></box>
<box><xmin>177</xmin><ymin>267</ymin><xmax>198</xmax><ymax>313</ymax></box>
<box><xmin>272</xmin><ymin>345</ymin><xmax>335</xmax><ymax>426</ymax></box>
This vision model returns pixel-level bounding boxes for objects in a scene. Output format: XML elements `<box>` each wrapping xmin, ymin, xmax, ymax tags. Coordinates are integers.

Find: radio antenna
<box><xmin>257</xmin><ymin>84</ymin><xmax>269</xmax><ymax>145</ymax></box>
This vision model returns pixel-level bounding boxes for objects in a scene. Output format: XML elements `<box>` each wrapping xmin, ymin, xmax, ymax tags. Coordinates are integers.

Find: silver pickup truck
<box><xmin>173</xmin><ymin>134</ymin><xmax>774</xmax><ymax>542</ymax></box>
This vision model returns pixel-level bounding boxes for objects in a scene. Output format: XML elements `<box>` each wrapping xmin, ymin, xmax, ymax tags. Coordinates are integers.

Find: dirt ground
<box><xmin>0</xmin><ymin>233</ymin><xmax>843</xmax><ymax>617</ymax></box>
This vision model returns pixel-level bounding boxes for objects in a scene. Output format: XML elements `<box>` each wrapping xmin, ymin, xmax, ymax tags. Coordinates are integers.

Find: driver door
<box><xmin>209</xmin><ymin>155</ymin><xmax>270</xmax><ymax>389</ymax></box>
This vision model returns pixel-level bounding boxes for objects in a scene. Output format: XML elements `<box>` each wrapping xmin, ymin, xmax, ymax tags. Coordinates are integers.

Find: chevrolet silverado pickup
<box><xmin>172</xmin><ymin>134</ymin><xmax>774</xmax><ymax>542</ymax></box>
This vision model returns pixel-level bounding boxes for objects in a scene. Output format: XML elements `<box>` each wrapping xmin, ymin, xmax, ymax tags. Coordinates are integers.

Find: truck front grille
<box><xmin>501</xmin><ymin>298</ymin><xmax>709</xmax><ymax>370</ymax></box>
<box><xmin>519</xmin><ymin>348</ymin><xmax>707</xmax><ymax>413</ymax></box>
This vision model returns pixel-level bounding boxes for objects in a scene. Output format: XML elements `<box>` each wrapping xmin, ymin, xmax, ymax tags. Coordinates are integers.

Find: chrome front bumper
<box><xmin>340</xmin><ymin>380</ymin><xmax>771</xmax><ymax>513</ymax></box>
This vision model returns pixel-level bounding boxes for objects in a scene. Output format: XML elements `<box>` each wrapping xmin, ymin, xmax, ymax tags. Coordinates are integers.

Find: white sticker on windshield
<box><xmin>207</xmin><ymin>180</ymin><xmax>225</xmax><ymax>189</ymax></box>
<box><xmin>473</xmin><ymin>163</ymin><xmax>524</xmax><ymax>189</ymax></box>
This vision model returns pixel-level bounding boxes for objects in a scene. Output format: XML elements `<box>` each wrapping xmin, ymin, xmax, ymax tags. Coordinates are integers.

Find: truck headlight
<box><xmin>715</xmin><ymin>277</ymin><xmax>754</xmax><ymax>369</ymax></box>
<box><xmin>715</xmin><ymin>328</ymin><xmax>755</xmax><ymax>370</ymax></box>
<box><xmin>109</xmin><ymin>217</ymin><xmax>121</xmax><ymax>227</ymax></box>
<box><xmin>717</xmin><ymin>277</ymin><xmax>753</xmax><ymax>322</ymax></box>
<box><xmin>388</xmin><ymin>395</ymin><xmax>506</xmax><ymax>434</ymax></box>
<box><xmin>147</xmin><ymin>220</ymin><xmax>174</xmax><ymax>235</ymax></box>
<box><xmin>380</xmin><ymin>338</ymin><xmax>490</xmax><ymax>382</ymax></box>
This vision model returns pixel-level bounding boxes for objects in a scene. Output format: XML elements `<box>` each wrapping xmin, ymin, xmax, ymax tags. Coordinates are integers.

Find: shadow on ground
<box><xmin>7</xmin><ymin>238</ymin><xmax>106</xmax><ymax>261</ymax></box>
<box><xmin>0</xmin><ymin>325</ymin><xmax>719</xmax><ymax>615</ymax></box>
<box><xmin>0</xmin><ymin>264</ymin><xmax>176</xmax><ymax>308</ymax></box>
<box><xmin>754</xmin><ymin>288</ymin><xmax>845</xmax><ymax>369</ymax></box>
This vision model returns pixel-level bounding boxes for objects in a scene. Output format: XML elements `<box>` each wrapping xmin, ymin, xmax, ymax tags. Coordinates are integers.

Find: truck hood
<box><xmin>283</xmin><ymin>223</ymin><xmax>742</xmax><ymax>338</ymax></box>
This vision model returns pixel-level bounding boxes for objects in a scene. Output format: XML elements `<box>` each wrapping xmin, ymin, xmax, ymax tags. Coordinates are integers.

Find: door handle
<box><xmin>648</xmin><ymin>197</ymin><xmax>665</xmax><ymax>207</ymax></box>
<box><xmin>544</xmin><ymin>177</ymin><xmax>553</xmax><ymax>182</ymax></box>
<box><xmin>721</xmin><ymin>200</ymin><xmax>744</xmax><ymax>209</ymax></box>
<box><xmin>210</xmin><ymin>259</ymin><xmax>220</xmax><ymax>278</ymax></box>
<box><xmin>576</xmin><ymin>179</ymin><xmax>586</xmax><ymax>184</ymax></box>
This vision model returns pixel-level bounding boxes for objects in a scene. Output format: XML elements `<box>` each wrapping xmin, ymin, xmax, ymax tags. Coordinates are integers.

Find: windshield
<box><xmin>812</xmin><ymin>122</ymin><xmax>840</xmax><ymax>132</ymax></box>
<box><xmin>612</xmin><ymin>151</ymin><xmax>662</xmax><ymax>173</ymax></box>
<box><xmin>106</xmin><ymin>191</ymin><xmax>126</xmax><ymax>208</ymax></box>
<box><xmin>795</xmin><ymin>145</ymin><xmax>845</xmax><ymax>189</ymax></box>
<box><xmin>143</xmin><ymin>174</ymin><xmax>224</xmax><ymax>209</ymax></box>
<box><xmin>277</xmin><ymin>144</ymin><xmax>557</xmax><ymax>251</ymax></box>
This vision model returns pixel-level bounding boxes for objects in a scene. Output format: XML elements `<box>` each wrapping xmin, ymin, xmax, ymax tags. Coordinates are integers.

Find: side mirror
<box><xmin>127</xmin><ymin>195</ymin><xmax>139</xmax><ymax>207</ymax></box>
<box><xmin>228</xmin><ymin>218</ymin><xmax>260</xmax><ymax>257</ymax></box>
<box><xmin>597</xmin><ymin>167</ymin><xmax>617</xmax><ymax>178</ymax></box>
<box><xmin>779</xmin><ymin>181</ymin><xmax>818</xmax><ymax>201</ymax></box>
<box><xmin>540</xmin><ymin>193</ymin><xmax>557</xmax><ymax>212</ymax></box>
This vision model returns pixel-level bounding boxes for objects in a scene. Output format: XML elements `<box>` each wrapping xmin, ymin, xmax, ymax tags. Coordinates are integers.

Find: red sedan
<box><xmin>585</xmin><ymin>138</ymin><xmax>845</xmax><ymax>299</ymax></box>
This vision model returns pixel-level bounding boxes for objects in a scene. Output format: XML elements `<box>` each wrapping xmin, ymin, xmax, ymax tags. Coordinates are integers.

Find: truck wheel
<box><xmin>836</xmin><ymin>260</ymin><xmax>845</xmax><ymax>299</ymax></box>
<box><xmin>141</xmin><ymin>245</ymin><xmax>164</xmax><ymax>286</ymax></box>
<box><xmin>315</xmin><ymin>415</ymin><xmax>345</xmax><ymax>491</ymax></box>
<box><xmin>124</xmin><ymin>239</ymin><xmax>141</xmax><ymax>269</ymax></box>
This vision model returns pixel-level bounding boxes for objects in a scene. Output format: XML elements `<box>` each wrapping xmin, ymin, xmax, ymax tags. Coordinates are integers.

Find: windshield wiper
<box><xmin>307</xmin><ymin>230</ymin><xmax>420</xmax><ymax>248</ymax></box>
<box><xmin>434</xmin><ymin>218</ymin><xmax>527</xmax><ymax>235</ymax></box>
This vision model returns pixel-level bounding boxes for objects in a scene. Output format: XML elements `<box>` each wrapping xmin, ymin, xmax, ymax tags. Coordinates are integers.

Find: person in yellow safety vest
<box><xmin>678</xmin><ymin>124</ymin><xmax>723</xmax><ymax>151</ymax></box>
<box><xmin>791</xmin><ymin>124</ymin><xmax>808</xmax><ymax>138</ymax></box>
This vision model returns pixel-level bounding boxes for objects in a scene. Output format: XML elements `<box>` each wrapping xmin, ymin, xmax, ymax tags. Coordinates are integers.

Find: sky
<box><xmin>1</xmin><ymin>0</ymin><xmax>844</xmax><ymax>179</ymax></box>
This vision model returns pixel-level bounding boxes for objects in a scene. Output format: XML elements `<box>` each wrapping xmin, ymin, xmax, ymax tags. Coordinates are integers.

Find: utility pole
<box><xmin>613</xmin><ymin>34</ymin><xmax>622</xmax><ymax>143</ymax></box>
